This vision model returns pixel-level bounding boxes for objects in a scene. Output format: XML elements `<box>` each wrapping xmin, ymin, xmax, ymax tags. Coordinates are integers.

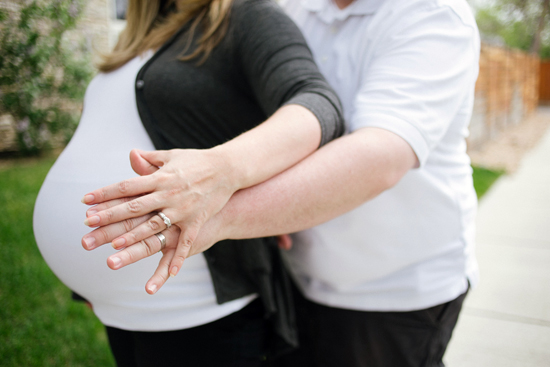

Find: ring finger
<box><xmin>107</xmin><ymin>225</ymin><xmax>178</xmax><ymax>272</ymax></box>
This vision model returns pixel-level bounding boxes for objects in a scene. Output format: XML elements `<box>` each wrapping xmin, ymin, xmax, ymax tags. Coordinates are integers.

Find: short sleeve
<box><xmin>233</xmin><ymin>0</ymin><xmax>344</xmax><ymax>146</ymax></box>
<box><xmin>351</xmin><ymin>1</ymin><xmax>479</xmax><ymax>165</ymax></box>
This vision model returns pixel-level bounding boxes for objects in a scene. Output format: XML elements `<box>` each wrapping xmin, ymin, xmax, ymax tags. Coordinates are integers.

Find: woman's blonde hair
<box><xmin>98</xmin><ymin>0</ymin><xmax>233</xmax><ymax>72</ymax></box>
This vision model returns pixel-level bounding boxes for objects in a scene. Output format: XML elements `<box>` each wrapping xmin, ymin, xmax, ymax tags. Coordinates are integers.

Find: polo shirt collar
<box><xmin>300</xmin><ymin>0</ymin><xmax>384</xmax><ymax>23</ymax></box>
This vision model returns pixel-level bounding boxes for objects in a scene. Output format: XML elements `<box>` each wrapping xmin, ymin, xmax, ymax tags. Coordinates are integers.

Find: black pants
<box><xmin>271</xmin><ymin>285</ymin><xmax>468</xmax><ymax>367</ymax></box>
<box><xmin>106</xmin><ymin>299</ymin><xmax>269</xmax><ymax>367</ymax></box>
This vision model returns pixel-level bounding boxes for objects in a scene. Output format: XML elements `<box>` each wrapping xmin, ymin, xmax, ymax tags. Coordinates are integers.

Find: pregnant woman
<box><xmin>33</xmin><ymin>0</ymin><xmax>343</xmax><ymax>365</ymax></box>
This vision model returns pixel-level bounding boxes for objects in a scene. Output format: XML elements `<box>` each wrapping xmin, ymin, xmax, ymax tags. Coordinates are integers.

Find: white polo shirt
<box><xmin>282</xmin><ymin>0</ymin><xmax>480</xmax><ymax>311</ymax></box>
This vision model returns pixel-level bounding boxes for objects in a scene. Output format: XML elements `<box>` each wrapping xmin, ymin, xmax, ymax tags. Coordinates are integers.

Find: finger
<box><xmin>108</xmin><ymin>236</ymin><xmax>159</xmax><ymax>270</ymax></box>
<box><xmin>130</xmin><ymin>149</ymin><xmax>160</xmax><ymax>176</ymax></box>
<box><xmin>86</xmin><ymin>196</ymin><xmax>138</xmax><ymax>218</ymax></box>
<box><xmin>84</xmin><ymin>194</ymin><xmax>163</xmax><ymax>228</ymax></box>
<box><xmin>81</xmin><ymin>175</ymin><xmax>157</xmax><ymax>205</ymax></box>
<box><xmin>145</xmin><ymin>249</ymin><xmax>175</xmax><ymax>294</ymax></box>
<box><xmin>111</xmin><ymin>214</ymin><xmax>167</xmax><ymax>250</ymax></box>
<box><xmin>277</xmin><ymin>234</ymin><xmax>293</xmax><ymax>251</ymax></box>
<box><xmin>82</xmin><ymin>214</ymin><xmax>153</xmax><ymax>250</ymax></box>
<box><xmin>168</xmin><ymin>225</ymin><xmax>200</xmax><ymax>277</ymax></box>
<box><xmin>145</xmin><ymin>227</ymin><xmax>180</xmax><ymax>294</ymax></box>
<box><xmin>135</xmin><ymin>149</ymin><xmax>170</xmax><ymax>168</ymax></box>
<box><xmin>107</xmin><ymin>225</ymin><xmax>179</xmax><ymax>271</ymax></box>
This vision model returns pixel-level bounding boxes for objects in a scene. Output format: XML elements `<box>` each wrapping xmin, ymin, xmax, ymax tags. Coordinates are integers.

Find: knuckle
<box><xmin>127</xmin><ymin>231</ymin><xmax>138</xmax><ymax>244</ymax></box>
<box><xmin>123</xmin><ymin>218</ymin><xmax>134</xmax><ymax>232</ymax></box>
<box><xmin>167</xmin><ymin>188</ymin><xmax>180</xmax><ymax>197</ymax></box>
<box><xmin>126</xmin><ymin>248</ymin><xmax>137</xmax><ymax>263</ymax></box>
<box><xmin>198</xmin><ymin>211</ymin><xmax>208</xmax><ymax>223</ymax></box>
<box><xmin>143</xmin><ymin>238</ymin><xmax>156</xmax><ymax>256</ymax></box>
<box><xmin>118</xmin><ymin>180</ymin><xmax>130</xmax><ymax>194</ymax></box>
<box><xmin>96</xmin><ymin>227</ymin><xmax>110</xmax><ymax>243</ymax></box>
<box><xmin>104</xmin><ymin>209</ymin><xmax>114</xmax><ymax>222</ymax></box>
<box><xmin>99</xmin><ymin>188</ymin><xmax>108</xmax><ymax>201</ymax></box>
<box><xmin>157</xmin><ymin>173</ymin><xmax>170</xmax><ymax>184</ymax></box>
<box><xmin>155</xmin><ymin>269</ymin><xmax>169</xmax><ymax>284</ymax></box>
<box><xmin>147</xmin><ymin>218</ymin><xmax>161</xmax><ymax>231</ymax></box>
<box><xmin>182</xmin><ymin>238</ymin><xmax>193</xmax><ymax>249</ymax></box>
<box><xmin>127</xmin><ymin>200</ymin><xmax>141</xmax><ymax>213</ymax></box>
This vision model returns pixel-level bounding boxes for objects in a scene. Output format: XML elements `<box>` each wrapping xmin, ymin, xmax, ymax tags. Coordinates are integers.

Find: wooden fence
<box><xmin>540</xmin><ymin>61</ymin><xmax>550</xmax><ymax>102</ymax></box>
<box><xmin>468</xmin><ymin>44</ymin><xmax>540</xmax><ymax>148</ymax></box>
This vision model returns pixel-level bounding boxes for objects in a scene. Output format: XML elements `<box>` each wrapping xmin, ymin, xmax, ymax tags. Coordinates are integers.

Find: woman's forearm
<box><xmin>212</xmin><ymin>104</ymin><xmax>322</xmax><ymax>191</ymax></box>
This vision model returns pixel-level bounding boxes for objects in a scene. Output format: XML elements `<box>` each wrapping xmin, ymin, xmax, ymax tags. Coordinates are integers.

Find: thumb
<box><xmin>137</xmin><ymin>149</ymin><xmax>170</xmax><ymax>168</ymax></box>
<box><xmin>130</xmin><ymin>149</ymin><xmax>159</xmax><ymax>176</ymax></box>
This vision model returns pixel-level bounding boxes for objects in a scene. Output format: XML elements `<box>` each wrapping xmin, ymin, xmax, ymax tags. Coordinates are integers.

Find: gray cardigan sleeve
<box><xmin>234</xmin><ymin>0</ymin><xmax>345</xmax><ymax>146</ymax></box>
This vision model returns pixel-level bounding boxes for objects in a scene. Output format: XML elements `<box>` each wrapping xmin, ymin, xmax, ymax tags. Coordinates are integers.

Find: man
<box><xmin>220</xmin><ymin>0</ymin><xmax>480</xmax><ymax>365</ymax></box>
<box><xmin>87</xmin><ymin>0</ymin><xmax>480</xmax><ymax>365</ymax></box>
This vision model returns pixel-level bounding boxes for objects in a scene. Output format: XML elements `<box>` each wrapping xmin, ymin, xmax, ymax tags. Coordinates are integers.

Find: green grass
<box><xmin>0</xmin><ymin>156</ymin><xmax>504</xmax><ymax>366</ymax></box>
<box><xmin>472</xmin><ymin>165</ymin><xmax>505</xmax><ymax>199</ymax></box>
<box><xmin>0</xmin><ymin>156</ymin><xmax>115</xmax><ymax>367</ymax></box>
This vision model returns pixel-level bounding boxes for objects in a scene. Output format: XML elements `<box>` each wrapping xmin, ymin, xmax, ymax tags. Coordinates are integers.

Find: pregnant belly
<box><xmin>32</xmin><ymin>149</ymin><xmax>242</xmax><ymax>331</ymax></box>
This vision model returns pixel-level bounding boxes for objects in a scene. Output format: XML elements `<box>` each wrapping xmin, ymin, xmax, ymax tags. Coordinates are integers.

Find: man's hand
<box><xmin>82</xmin><ymin>197</ymin><xmax>223</xmax><ymax>294</ymax></box>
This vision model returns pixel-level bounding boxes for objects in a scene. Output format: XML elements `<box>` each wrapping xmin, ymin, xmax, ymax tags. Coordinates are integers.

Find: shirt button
<box><xmin>330</xmin><ymin>26</ymin><xmax>338</xmax><ymax>34</ymax></box>
<box><xmin>136</xmin><ymin>80</ymin><xmax>145</xmax><ymax>89</ymax></box>
<box><xmin>321</xmin><ymin>56</ymin><xmax>328</xmax><ymax>63</ymax></box>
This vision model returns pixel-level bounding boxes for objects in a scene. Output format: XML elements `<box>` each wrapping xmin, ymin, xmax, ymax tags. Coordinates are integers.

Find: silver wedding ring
<box><xmin>155</xmin><ymin>233</ymin><xmax>166</xmax><ymax>251</ymax></box>
<box><xmin>158</xmin><ymin>212</ymin><xmax>172</xmax><ymax>228</ymax></box>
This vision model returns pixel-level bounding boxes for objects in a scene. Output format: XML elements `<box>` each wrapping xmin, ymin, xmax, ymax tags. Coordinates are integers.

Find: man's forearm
<box><xmin>213</xmin><ymin>127</ymin><xmax>419</xmax><ymax>240</ymax></box>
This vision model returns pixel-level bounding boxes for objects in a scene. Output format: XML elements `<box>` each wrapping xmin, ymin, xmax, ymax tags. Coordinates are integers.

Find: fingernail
<box><xmin>111</xmin><ymin>257</ymin><xmax>121</xmax><ymax>268</ymax></box>
<box><xmin>170</xmin><ymin>266</ymin><xmax>178</xmax><ymax>278</ymax></box>
<box><xmin>81</xmin><ymin>194</ymin><xmax>95</xmax><ymax>204</ymax></box>
<box><xmin>83</xmin><ymin>236</ymin><xmax>96</xmax><ymax>250</ymax></box>
<box><xmin>87</xmin><ymin>209</ymin><xmax>97</xmax><ymax>216</ymax></box>
<box><xmin>148</xmin><ymin>284</ymin><xmax>157</xmax><ymax>294</ymax></box>
<box><xmin>84</xmin><ymin>216</ymin><xmax>100</xmax><ymax>226</ymax></box>
<box><xmin>112</xmin><ymin>238</ymin><xmax>126</xmax><ymax>249</ymax></box>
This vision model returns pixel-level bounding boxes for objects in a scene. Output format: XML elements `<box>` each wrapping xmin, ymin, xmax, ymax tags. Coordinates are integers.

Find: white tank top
<box><xmin>33</xmin><ymin>54</ymin><xmax>254</xmax><ymax>331</ymax></box>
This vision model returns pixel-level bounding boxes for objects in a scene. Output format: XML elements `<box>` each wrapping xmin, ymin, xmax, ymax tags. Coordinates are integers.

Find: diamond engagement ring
<box><xmin>155</xmin><ymin>233</ymin><xmax>166</xmax><ymax>251</ymax></box>
<box><xmin>158</xmin><ymin>212</ymin><xmax>172</xmax><ymax>228</ymax></box>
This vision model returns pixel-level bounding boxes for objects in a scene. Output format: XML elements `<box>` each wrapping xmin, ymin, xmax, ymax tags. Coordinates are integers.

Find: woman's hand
<box><xmin>81</xmin><ymin>148</ymin><xmax>241</xmax><ymax>278</ymax></box>
<box><xmin>82</xmin><ymin>196</ymin><xmax>293</xmax><ymax>294</ymax></box>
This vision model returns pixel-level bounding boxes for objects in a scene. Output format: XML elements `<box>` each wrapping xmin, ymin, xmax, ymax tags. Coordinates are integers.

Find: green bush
<box><xmin>472</xmin><ymin>166</ymin><xmax>505</xmax><ymax>199</ymax></box>
<box><xmin>0</xmin><ymin>0</ymin><xmax>93</xmax><ymax>155</ymax></box>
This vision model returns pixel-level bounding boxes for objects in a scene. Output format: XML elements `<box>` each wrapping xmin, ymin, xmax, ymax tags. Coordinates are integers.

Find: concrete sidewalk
<box><xmin>445</xmin><ymin>107</ymin><xmax>550</xmax><ymax>366</ymax></box>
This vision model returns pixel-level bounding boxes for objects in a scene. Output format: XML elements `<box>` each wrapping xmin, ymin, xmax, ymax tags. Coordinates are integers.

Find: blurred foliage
<box><xmin>0</xmin><ymin>0</ymin><xmax>94</xmax><ymax>156</ymax></box>
<box><xmin>472</xmin><ymin>165</ymin><xmax>505</xmax><ymax>198</ymax></box>
<box><xmin>471</xmin><ymin>0</ymin><xmax>550</xmax><ymax>58</ymax></box>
